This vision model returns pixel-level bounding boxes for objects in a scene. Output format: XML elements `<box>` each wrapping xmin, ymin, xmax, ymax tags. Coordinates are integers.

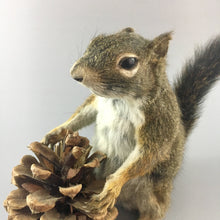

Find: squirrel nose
<box><xmin>74</xmin><ymin>76</ymin><xmax>83</xmax><ymax>82</ymax></box>
<box><xmin>70</xmin><ymin>62</ymin><xmax>84</xmax><ymax>83</ymax></box>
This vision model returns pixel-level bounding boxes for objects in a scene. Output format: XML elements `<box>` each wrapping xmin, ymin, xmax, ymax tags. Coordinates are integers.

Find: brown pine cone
<box><xmin>4</xmin><ymin>132</ymin><xmax>118</xmax><ymax>220</ymax></box>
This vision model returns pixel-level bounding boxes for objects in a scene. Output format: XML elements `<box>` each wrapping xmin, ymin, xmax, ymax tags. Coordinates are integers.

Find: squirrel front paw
<box><xmin>41</xmin><ymin>127</ymin><xmax>68</xmax><ymax>146</ymax></box>
<box><xmin>75</xmin><ymin>175</ymin><xmax>122</xmax><ymax>219</ymax></box>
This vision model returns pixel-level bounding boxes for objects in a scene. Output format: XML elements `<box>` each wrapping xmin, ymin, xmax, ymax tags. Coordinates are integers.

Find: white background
<box><xmin>0</xmin><ymin>0</ymin><xmax>220</xmax><ymax>219</ymax></box>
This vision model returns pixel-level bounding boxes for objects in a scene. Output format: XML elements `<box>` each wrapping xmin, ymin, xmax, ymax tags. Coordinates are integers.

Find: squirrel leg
<box><xmin>41</xmin><ymin>94</ymin><xmax>97</xmax><ymax>145</ymax></box>
<box><xmin>138</xmin><ymin>180</ymin><xmax>172</xmax><ymax>220</ymax></box>
<box><xmin>118</xmin><ymin>175</ymin><xmax>172</xmax><ymax>220</ymax></box>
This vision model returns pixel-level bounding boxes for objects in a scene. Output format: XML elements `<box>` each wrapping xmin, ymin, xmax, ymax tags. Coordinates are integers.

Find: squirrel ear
<box><xmin>148</xmin><ymin>31</ymin><xmax>173</xmax><ymax>57</ymax></box>
<box><xmin>120</xmin><ymin>27</ymin><xmax>135</xmax><ymax>33</ymax></box>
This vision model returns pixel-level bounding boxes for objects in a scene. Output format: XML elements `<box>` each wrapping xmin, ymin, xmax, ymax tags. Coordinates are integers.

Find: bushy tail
<box><xmin>174</xmin><ymin>36</ymin><xmax>220</xmax><ymax>136</ymax></box>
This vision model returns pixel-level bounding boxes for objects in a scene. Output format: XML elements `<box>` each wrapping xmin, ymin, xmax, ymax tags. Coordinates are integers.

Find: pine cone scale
<box><xmin>59</xmin><ymin>184</ymin><xmax>82</xmax><ymax>199</ymax></box>
<box><xmin>29</xmin><ymin>142</ymin><xmax>61</xmax><ymax>172</ymax></box>
<box><xmin>26</xmin><ymin>189</ymin><xmax>62</xmax><ymax>214</ymax></box>
<box><xmin>4</xmin><ymin>189</ymin><xmax>28</xmax><ymax>211</ymax></box>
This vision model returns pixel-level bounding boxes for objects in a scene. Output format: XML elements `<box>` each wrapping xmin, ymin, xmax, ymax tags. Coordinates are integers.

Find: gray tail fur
<box><xmin>174</xmin><ymin>36</ymin><xmax>220</xmax><ymax>136</ymax></box>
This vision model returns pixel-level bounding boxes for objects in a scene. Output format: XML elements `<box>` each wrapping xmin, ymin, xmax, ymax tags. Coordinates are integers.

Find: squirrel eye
<box><xmin>119</xmin><ymin>57</ymin><xmax>138</xmax><ymax>70</ymax></box>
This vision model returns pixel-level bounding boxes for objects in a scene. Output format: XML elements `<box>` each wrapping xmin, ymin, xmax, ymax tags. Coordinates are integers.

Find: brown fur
<box><xmin>42</xmin><ymin>28</ymin><xmax>220</xmax><ymax>219</ymax></box>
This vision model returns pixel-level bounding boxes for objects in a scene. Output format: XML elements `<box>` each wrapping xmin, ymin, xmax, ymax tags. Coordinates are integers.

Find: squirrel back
<box><xmin>174</xmin><ymin>37</ymin><xmax>220</xmax><ymax>136</ymax></box>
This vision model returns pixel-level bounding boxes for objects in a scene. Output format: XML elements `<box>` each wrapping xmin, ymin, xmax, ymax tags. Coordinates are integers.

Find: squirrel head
<box><xmin>70</xmin><ymin>28</ymin><xmax>172</xmax><ymax>99</ymax></box>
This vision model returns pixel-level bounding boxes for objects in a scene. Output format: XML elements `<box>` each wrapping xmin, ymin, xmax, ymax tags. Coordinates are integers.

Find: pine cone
<box><xmin>4</xmin><ymin>132</ymin><xmax>118</xmax><ymax>220</ymax></box>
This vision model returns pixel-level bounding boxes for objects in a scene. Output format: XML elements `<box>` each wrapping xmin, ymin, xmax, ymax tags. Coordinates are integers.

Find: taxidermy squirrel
<box><xmin>41</xmin><ymin>27</ymin><xmax>220</xmax><ymax>220</ymax></box>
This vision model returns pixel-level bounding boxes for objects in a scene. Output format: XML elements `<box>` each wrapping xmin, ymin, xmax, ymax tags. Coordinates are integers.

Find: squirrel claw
<box><xmin>77</xmin><ymin>183</ymin><xmax>119</xmax><ymax>219</ymax></box>
<box><xmin>41</xmin><ymin>127</ymin><xmax>68</xmax><ymax>146</ymax></box>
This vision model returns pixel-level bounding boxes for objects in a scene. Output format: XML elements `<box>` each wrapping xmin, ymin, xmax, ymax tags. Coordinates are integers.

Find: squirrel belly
<box><xmin>92</xmin><ymin>96</ymin><xmax>145</xmax><ymax>178</ymax></box>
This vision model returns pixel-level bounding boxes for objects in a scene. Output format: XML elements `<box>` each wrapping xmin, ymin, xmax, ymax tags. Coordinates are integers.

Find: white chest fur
<box><xmin>92</xmin><ymin>97</ymin><xmax>144</xmax><ymax>165</ymax></box>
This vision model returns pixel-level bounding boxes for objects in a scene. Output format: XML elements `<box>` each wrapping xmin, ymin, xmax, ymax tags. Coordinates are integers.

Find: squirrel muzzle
<box><xmin>70</xmin><ymin>62</ymin><xmax>85</xmax><ymax>83</ymax></box>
